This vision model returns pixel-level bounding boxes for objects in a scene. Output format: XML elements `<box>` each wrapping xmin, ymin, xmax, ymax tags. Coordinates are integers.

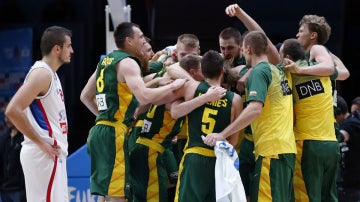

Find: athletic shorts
<box><xmin>129</xmin><ymin>143</ymin><xmax>168</xmax><ymax>202</ymax></box>
<box><xmin>175</xmin><ymin>152</ymin><xmax>216</xmax><ymax>202</ymax></box>
<box><xmin>21</xmin><ymin>144</ymin><xmax>68</xmax><ymax>202</ymax></box>
<box><xmin>294</xmin><ymin>140</ymin><xmax>340</xmax><ymax>202</ymax></box>
<box><xmin>87</xmin><ymin>123</ymin><xmax>127</xmax><ymax>197</ymax></box>
<box><xmin>251</xmin><ymin>153</ymin><xmax>295</xmax><ymax>202</ymax></box>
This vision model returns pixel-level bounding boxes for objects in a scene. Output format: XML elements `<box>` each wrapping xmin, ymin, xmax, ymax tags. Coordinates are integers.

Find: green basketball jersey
<box><xmin>95</xmin><ymin>50</ymin><xmax>141</xmax><ymax>127</ymax></box>
<box><xmin>187</xmin><ymin>82</ymin><xmax>234</xmax><ymax>150</ymax></box>
<box><xmin>137</xmin><ymin>68</ymin><xmax>184</xmax><ymax>148</ymax></box>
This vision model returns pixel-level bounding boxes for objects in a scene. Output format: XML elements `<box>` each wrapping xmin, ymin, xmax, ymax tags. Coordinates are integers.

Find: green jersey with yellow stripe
<box><xmin>95</xmin><ymin>50</ymin><xmax>140</xmax><ymax>127</ymax></box>
<box><xmin>187</xmin><ymin>82</ymin><xmax>234</xmax><ymax>150</ymax></box>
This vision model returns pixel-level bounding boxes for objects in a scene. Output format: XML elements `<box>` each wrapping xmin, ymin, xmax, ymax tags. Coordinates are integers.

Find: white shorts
<box><xmin>20</xmin><ymin>144</ymin><xmax>68</xmax><ymax>202</ymax></box>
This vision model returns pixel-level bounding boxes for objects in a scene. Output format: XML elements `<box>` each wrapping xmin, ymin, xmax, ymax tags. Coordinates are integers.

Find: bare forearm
<box><xmin>80</xmin><ymin>89</ymin><xmax>98</xmax><ymax>116</ymax></box>
<box><xmin>6</xmin><ymin>108</ymin><xmax>43</xmax><ymax>145</ymax></box>
<box><xmin>145</xmin><ymin>77</ymin><xmax>161</xmax><ymax>88</ymax></box>
<box><xmin>81</xmin><ymin>97</ymin><xmax>98</xmax><ymax>116</ymax></box>
<box><xmin>221</xmin><ymin>105</ymin><xmax>260</xmax><ymax>138</ymax></box>
<box><xmin>80</xmin><ymin>71</ymin><xmax>98</xmax><ymax>115</ymax></box>
<box><xmin>171</xmin><ymin>95</ymin><xmax>209</xmax><ymax>119</ymax></box>
<box><xmin>138</xmin><ymin>83</ymin><xmax>177</xmax><ymax>105</ymax></box>
<box><xmin>235</xmin><ymin>8</ymin><xmax>263</xmax><ymax>32</ymax></box>
<box><xmin>298</xmin><ymin>62</ymin><xmax>334</xmax><ymax>76</ymax></box>
<box><xmin>235</xmin><ymin>7</ymin><xmax>280</xmax><ymax>64</ymax></box>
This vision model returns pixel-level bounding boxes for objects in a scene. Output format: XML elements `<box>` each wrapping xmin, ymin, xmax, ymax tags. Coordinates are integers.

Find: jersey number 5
<box><xmin>201</xmin><ymin>107</ymin><xmax>218</xmax><ymax>134</ymax></box>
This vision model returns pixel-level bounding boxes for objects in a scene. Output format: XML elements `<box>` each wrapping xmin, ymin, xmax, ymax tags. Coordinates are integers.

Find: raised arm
<box><xmin>226</xmin><ymin>4</ymin><xmax>280</xmax><ymax>65</ymax></box>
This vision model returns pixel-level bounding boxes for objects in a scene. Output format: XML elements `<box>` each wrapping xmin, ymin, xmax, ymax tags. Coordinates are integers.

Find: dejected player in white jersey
<box><xmin>5</xmin><ymin>26</ymin><xmax>73</xmax><ymax>202</ymax></box>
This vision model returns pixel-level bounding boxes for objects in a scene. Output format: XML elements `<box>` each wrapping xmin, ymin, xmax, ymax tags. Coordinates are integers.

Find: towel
<box><xmin>214</xmin><ymin>141</ymin><xmax>246</xmax><ymax>202</ymax></box>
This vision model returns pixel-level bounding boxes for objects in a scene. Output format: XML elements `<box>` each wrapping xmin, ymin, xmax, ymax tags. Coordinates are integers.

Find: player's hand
<box><xmin>151</xmin><ymin>50</ymin><xmax>167</xmax><ymax>62</ymax></box>
<box><xmin>38</xmin><ymin>140</ymin><xmax>60</xmax><ymax>161</ymax></box>
<box><xmin>225</xmin><ymin>4</ymin><xmax>241</xmax><ymax>17</ymax></box>
<box><xmin>283</xmin><ymin>58</ymin><xmax>300</xmax><ymax>73</ymax></box>
<box><xmin>205</xmin><ymin>86</ymin><xmax>227</xmax><ymax>102</ymax></box>
<box><xmin>202</xmin><ymin>133</ymin><xmax>226</xmax><ymax>146</ymax></box>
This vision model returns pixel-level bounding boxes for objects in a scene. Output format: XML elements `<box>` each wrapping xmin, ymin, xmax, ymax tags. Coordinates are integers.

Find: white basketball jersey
<box><xmin>23</xmin><ymin>61</ymin><xmax>68</xmax><ymax>155</ymax></box>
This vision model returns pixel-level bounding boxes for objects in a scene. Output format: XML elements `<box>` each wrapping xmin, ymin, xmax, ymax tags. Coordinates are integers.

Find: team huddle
<box><xmin>5</xmin><ymin>3</ymin><xmax>350</xmax><ymax>202</ymax></box>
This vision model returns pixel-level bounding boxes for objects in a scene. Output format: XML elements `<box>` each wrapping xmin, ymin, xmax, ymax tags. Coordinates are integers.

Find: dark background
<box><xmin>0</xmin><ymin>0</ymin><xmax>358</xmax><ymax>154</ymax></box>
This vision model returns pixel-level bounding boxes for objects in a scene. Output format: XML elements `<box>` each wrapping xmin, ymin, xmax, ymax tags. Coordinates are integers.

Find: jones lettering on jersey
<box><xmin>295</xmin><ymin>79</ymin><xmax>324</xmax><ymax>99</ymax></box>
<box><xmin>206</xmin><ymin>98</ymin><xmax>228</xmax><ymax>108</ymax></box>
<box><xmin>197</xmin><ymin>92</ymin><xmax>228</xmax><ymax>108</ymax></box>
<box><xmin>281</xmin><ymin>80</ymin><xmax>292</xmax><ymax>96</ymax></box>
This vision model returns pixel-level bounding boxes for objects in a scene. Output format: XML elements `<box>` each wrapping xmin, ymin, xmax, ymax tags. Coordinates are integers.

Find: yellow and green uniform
<box><xmin>87</xmin><ymin>50</ymin><xmax>140</xmax><ymax>197</ymax></box>
<box><xmin>246</xmin><ymin>61</ymin><xmax>296</xmax><ymax>202</ymax></box>
<box><xmin>291</xmin><ymin>58</ymin><xmax>340</xmax><ymax>202</ymax></box>
<box><xmin>175</xmin><ymin>82</ymin><xmax>234</xmax><ymax>202</ymax></box>
<box><xmin>128</xmin><ymin>68</ymin><xmax>184</xmax><ymax>202</ymax></box>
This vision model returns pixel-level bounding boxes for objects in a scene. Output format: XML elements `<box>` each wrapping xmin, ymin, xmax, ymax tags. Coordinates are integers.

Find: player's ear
<box><xmin>189</xmin><ymin>68</ymin><xmax>196</xmax><ymax>77</ymax></box>
<box><xmin>310</xmin><ymin>32</ymin><xmax>318</xmax><ymax>40</ymax></box>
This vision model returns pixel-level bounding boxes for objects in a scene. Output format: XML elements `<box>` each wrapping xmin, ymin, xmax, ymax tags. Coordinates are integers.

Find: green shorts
<box><xmin>176</xmin><ymin>152</ymin><xmax>216</xmax><ymax>202</ymax></box>
<box><xmin>87</xmin><ymin>123</ymin><xmax>127</xmax><ymax>197</ymax></box>
<box><xmin>294</xmin><ymin>140</ymin><xmax>340</xmax><ymax>202</ymax></box>
<box><xmin>129</xmin><ymin>142</ymin><xmax>169</xmax><ymax>202</ymax></box>
<box><xmin>251</xmin><ymin>153</ymin><xmax>295</xmax><ymax>202</ymax></box>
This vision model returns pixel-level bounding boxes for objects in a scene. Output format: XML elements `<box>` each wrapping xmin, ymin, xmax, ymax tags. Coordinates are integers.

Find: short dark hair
<box><xmin>40</xmin><ymin>26</ymin><xmax>72</xmax><ymax>56</ymax></box>
<box><xmin>113</xmin><ymin>22</ymin><xmax>140</xmax><ymax>49</ymax></box>
<box><xmin>201</xmin><ymin>50</ymin><xmax>223</xmax><ymax>79</ymax></box>
<box><xmin>179</xmin><ymin>54</ymin><xmax>201</xmax><ymax>73</ymax></box>
<box><xmin>177</xmin><ymin>34</ymin><xmax>200</xmax><ymax>49</ymax></box>
<box><xmin>243</xmin><ymin>31</ymin><xmax>268</xmax><ymax>56</ymax></box>
<box><xmin>282</xmin><ymin>38</ymin><xmax>305</xmax><ymax>61</ymax></box>
<box><xmin>219</xmin><ymin>27</ymin><xmax>241</xmax><ymax>45</ymax></box>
